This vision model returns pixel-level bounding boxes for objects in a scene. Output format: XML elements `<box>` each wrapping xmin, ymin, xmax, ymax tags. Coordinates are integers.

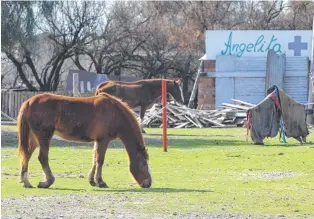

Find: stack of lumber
<box><xmin>141</xmin><ymin>99</ymin><xmax>256</xmax><ymax>128</ymax></box>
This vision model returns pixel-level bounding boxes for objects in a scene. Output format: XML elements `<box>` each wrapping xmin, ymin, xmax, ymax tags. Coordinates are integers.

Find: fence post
<box><xmin>162</xmin><ymin>80</ymin><xmax>168</xmax><ymax>152</ymax></box>
<box><xmin>73</xmin><ymin>73</ymin><xmax>79</xmax><ymax>97</ymax></box>
<box><xmin>9</xmin><ymin>90</ymin><xmax>13</xmax><ymax>118</ymax></box>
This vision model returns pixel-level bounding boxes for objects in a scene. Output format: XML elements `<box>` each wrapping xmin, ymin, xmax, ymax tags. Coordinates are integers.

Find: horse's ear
<box><xmin>174</xmin><ymin>79</ymin><xmax>181</xmax><ymax>85</ymax></box>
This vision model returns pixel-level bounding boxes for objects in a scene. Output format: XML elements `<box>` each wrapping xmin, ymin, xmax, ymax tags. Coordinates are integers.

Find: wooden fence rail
<box><xmin>1</xmin><ymin>91</ymin><xmax>78</xmax><ymax>120</ymax></box>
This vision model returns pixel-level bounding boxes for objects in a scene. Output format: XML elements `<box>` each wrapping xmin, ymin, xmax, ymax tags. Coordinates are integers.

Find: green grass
<box><xmin>2</xmin><ymin>127</ymin><xmax>314</xmax><ymax>217</ymax></box>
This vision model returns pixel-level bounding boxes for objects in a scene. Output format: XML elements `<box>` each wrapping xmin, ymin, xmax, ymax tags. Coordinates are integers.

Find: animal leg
<box><xmin>88</xmin><ymin>142</ymin><xmax>97</xmax><ymax>186</ymax></box>
<box><xmin>293</xmin><ymin>136</ymin><xmax>302</xmax><ymax>144</ymax></box>
<box><xmin>36</xmin><ymin>130</ymin><xmax>55</xmax><ymax>188</ymax></box>
<box><xmin>94</xmin><ymin>138</ymin><xmax>110</xmax><ymax>188</ymax></box>
<box><xmin>20</xmin><ymin>133</ymin><xmax>37</xmax><ymax>188</ymax></box>
<box><xmin>140</xmin><ymin>106</ymin><xmax>147</xmax><ymax>134</ymax></box>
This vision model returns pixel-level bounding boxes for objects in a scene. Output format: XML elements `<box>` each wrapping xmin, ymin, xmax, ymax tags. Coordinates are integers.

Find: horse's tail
<box><xmin>17</xmin><ymin>101</ymin><xmax>31</xmax><ymax>165</ymax></box>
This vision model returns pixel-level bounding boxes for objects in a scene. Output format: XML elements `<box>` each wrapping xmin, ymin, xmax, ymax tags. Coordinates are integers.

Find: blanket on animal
<box><xmin>247</xmin><ymin>85</ymin><xmax>309</xmax><ymax>144</ymax></box>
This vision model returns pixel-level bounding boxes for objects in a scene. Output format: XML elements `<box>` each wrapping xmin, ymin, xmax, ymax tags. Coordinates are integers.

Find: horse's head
<box><xmin>168</xmin><ymin>79</ymin><xmax>184</xmax><ymax>104</ymax></box>
<box><xmin>130</xmin><ymin>147</ymin><xmax>152</xmax><ymax>188</ymax></box>
<box><xmin>97</xmin><ymin>82</ymin><xmax>117</xmax><ymax>95</ymax></box>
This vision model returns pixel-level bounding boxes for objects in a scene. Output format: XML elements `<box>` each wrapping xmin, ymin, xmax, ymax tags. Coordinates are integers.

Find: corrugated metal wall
<box><xmin>215</xmin><ymin>77</ymin><xmax>234</xmax><ymax>107</ymax></box>
<box><xmin>210</xmin><ymin>54</ymin><xmax>309</xmax><ymax>108</ymax></box>
<box><xmin>284</xmin><ymin>57</ymin><xmax>309</xmax><ymax>104</ymax></box>
<box><xmin>265</xmin><ymin>49</ymin><xmax>285</xmax><ymax>92</ymax></box>
<box><xmin>234</xmin><ymin>78</ymin><xmax>265</xmax><ymax>104</ymax></box>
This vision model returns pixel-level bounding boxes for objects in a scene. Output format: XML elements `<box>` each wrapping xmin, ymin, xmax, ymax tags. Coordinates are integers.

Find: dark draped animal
<box><xmin>247</xmin><ymin>85</ymin><xmax>309</xmax><ymax>145</ymax></box>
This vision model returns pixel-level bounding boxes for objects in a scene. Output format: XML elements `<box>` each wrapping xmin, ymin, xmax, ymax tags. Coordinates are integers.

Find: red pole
<box><xmin>162</xmin><ymin>80</ymin><xmax>168</xmax><ymax>152</ymax></box>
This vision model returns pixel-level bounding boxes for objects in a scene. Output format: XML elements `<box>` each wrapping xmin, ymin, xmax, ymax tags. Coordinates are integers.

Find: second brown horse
<box><xmin>95</xmin><ymin>79</ymin><xmax>184</xmax><ymax>122</ymax></box>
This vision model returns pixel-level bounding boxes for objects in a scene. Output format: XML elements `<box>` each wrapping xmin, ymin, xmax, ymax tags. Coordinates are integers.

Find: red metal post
<box><xmin>162</xmin><ymin>80</ymin><xmax>168</xmax><ymax>152</ymax></box>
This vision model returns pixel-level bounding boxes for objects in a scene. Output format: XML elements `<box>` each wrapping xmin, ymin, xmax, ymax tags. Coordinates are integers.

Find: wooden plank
<box><xmin>16</xmin><ymin>92</ymin><xmax>20</xmax><ymax>118</ymax></box>
<box><xmin>193</xmin><ymin>117</ymin><xmax>204</xmax><ymax>128</ymax></box>
<box><xmin>167</xmin><ymin>114</ymin><xmax>177</xmax><ymax>123</ymax></box>
<box><xmin>18</xmin><ymin>91</ymin><xmax>23</xmax><ymax>112</ymax></box>
<box><xmin>231</xmin><ymin>98</ymin><xmax>256</xmax><ymax>107</ymax></box>
<box><xmin>5</xmin><ymin>91</ymin><xmax>10</xmax><ymax>116</ymax></box>
<box><xmin>202</xmin><ymin>117</ymin><xmax>225</xmax><ymax>127</ymax></box>
<box><xmin>8</xmin><ymin>91</ymin><xmax>13</xmax><ymax>118</ymax></box>
<box><xmin>167</xmin><ymin>105</ymin><xmax>186</xmax><ymax>120</ymax></box>
<box><xmin>174</xmin><ymin>122</ymin><xmax>191</xmax><ymax>128</ymax></box>
<box><xmin>1</xmin><ymin>111</ymin><xmax>17</xmax><ymax>122</ymax></box>
<box><xmin>235</xmin><ymin>112</ymin><xmax>247</xmax><ymax>117</ymax></box>
<box><xmin>211</xmin><ymin>125</ymin><xmax>237</xmax><ymax>128</ymax></box>
<box><xmin>222</xmin><ymin>103</ymin><xmax>250</xmax><ymax>110</ymax></box>
<box><xmin>1</xmin><ymin>92</ymin><xmax>4</xmax><ymax>113</ymax></box>
<box><xmin>1</xmin><ymin>92</ymin><xmax>3</xmax><ymax>112</ymax></box>
<box><xmin>184</xmin><ymin>115</ymin><xmax>199</xmax><ymax>127</ymax></box>
<box><xmin>1</xmin><ymin>121</ymin><xmax>17</xmax><ymax>125</ymax></box>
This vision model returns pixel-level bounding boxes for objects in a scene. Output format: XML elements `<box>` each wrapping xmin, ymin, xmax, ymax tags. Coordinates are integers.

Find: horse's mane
<box><xmin>104</xmin><ymin>79</ymin><xmax>176</xmax><ymax>85</ymax></box>
<box><xmin>111</xmin><ymin>78</ymin><xmax>173</xmax><ymax>84</ymax></box>
<box><xmin>97</xmin><ymin>92</ymin><xmax>148</xmax><ymax>159</ymax></box>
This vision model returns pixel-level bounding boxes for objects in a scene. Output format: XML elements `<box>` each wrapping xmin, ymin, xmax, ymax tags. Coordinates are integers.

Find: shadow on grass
<box><xmin>145</xmin><ymin>137</ymin><xmax>245</xmax><ymax>148</ymax></box>
<box><xmin>48</xmin><ymin>187</ymin><xmax>87</xmax><ymax>192</ymax></box>
<box><xmin>1</xmin><ymin>129</ymin><xmax>307</xmax><ymax>149</ymax></box>
<box><xmin>93</xmin><ymin>187</ymin><xmax>213</xmax><ymax>193</ymax></box>
<box><xmin>145</xmin><ymin>133</ymin><xmax>236</xmax><ymax>137</ymax></box>
<box><xmin>264</xmin><ymin>143</ymin><xmax>310</xmax><ymax>147</ymax></box>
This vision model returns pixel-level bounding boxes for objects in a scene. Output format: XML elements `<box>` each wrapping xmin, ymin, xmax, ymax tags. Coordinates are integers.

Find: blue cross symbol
<box><xmin>288</xmin><ymin>36</ymin><xmax>308</xmax><ymax>56</ymax></box>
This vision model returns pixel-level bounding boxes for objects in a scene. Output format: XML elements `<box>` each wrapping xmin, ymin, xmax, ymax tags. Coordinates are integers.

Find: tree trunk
<box><xmin>182</xmin><ymin>75</ymin><xmax>189</xmax><ymax>104</ymax></box>
<box><xmin>6</xmin><ymin>53</ymin><xmax>37</xmax><ymax>91</ymax></box>
<box><xmin>188</xmin><ymin>60</ymin><xmax>203</xmax><ymax>108</ymax></box>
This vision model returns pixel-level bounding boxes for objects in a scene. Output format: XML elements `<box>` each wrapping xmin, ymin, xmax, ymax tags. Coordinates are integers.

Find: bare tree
<box><xmin>1</xmin><ymin>1</ymin><xmax>105</xmax><ymax>91</ymax></box>
<box><xmin>73</xmin><ymin>1</ymin><xmax>151</xmax><ymax>76</ymax></box>
<box><xmin>283</xmin><ymin>1</ymin><xmax>314</xmax><ymax>30</ymax></box>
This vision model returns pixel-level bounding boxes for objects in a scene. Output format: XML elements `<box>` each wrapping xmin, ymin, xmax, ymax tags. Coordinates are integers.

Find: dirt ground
<box><xmin>1</xmin><ymin>194</ymin><xmax>293</xmax><ymax>219</ymax></box>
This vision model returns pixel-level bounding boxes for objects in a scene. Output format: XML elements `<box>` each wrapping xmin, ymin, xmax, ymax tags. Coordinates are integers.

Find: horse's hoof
<box><xmin>98</xmin><ymin>182</ymin><xmax>109</xmax><ymax>188</ymax></box>
<box><xmin>37</xmin><ymin>181</ymin><xmax>52</xmax><ymax>188</ymax></box>
<box><xmin>23</xmin><ymin>183</ymin><xmax>34</xmax><ymax>188</ymax></box>
<box><xmin>89</xmin><ymin>181</ymin><xmax>97</xmax><ymax>187</ymax></box>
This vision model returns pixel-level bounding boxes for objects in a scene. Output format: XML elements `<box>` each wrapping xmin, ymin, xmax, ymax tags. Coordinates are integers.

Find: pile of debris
<box><xmin>141</xmin><ymin>99</ymin><xmax>255</xmax><ymax>128</ymax></box>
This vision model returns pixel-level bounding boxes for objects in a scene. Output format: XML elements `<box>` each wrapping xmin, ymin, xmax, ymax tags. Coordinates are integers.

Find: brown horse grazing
<box><xmin>17</xmin><ymin>92</ymin><xmax>152</xmax><ymax>189</ymax></box>
<box><xmin>95</xmin><ymin>79</ymin><xmax>184</xmax><ymax>122</ymax></box>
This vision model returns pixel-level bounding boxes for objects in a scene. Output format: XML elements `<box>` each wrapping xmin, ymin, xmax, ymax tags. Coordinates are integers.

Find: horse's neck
<box><xmin>148</xmin><ymin>81</ymin><xmax>165</xmax><ymax>99</ymax></box>
<box><xmin>118</xmin><ymin>126</ymin><xmax>143</xmax><ymax>159</ymax></box>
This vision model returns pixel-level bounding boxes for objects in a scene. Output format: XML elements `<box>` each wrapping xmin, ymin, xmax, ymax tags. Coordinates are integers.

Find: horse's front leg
<box><xmin>93</xmin><ymin>138</ymin><xmax>109</xmax><ymax>188</ymax></box>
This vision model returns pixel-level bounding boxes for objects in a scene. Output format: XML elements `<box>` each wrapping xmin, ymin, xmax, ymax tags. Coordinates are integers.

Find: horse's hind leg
<box><xmin>93</xmin><ymin>138</ymin><xmax>110</xmax><ymax>188</ymax></box>
<box><xmin>36</xmin><ymin>130</ymin><xmax>55</xmax><ymax>188</ymax></box>
<box><xmin>20</xmin><ymin>133</ymin><xmax>37</xmax><ymax>188</ymax></box>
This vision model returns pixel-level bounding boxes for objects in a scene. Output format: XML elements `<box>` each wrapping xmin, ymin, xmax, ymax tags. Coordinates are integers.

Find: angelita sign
<box><xmin>205</xmin><ymin>30</ymin><xmax>312</xmax><ymax>60</ymax></box>
<box><xmin>221</xmin><ymin>32</ymin><xmax>282</xmax><ymax>57</ymax></box>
